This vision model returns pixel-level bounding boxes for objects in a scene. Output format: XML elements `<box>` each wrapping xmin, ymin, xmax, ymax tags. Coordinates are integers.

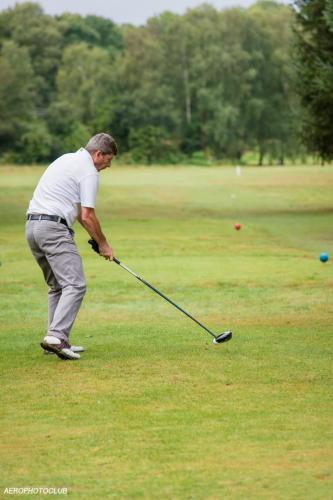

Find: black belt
<box><xmin>27</xmin><ymin>214</ymin><xmax>68</xmax><ymax>227</ymax></box>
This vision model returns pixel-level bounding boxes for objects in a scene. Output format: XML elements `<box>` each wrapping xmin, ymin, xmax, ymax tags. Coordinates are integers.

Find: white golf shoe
<box><xmin>40</xmin><ymin>336</ymin><xmax>81</xmax><ymax>360</ymax></box>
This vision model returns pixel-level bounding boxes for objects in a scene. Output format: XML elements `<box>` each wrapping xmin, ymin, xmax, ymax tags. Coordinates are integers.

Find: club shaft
<box><xmin>113</xmin><ymin>258</ymin><xmax>216</xmax><ymax>339</ymax></box>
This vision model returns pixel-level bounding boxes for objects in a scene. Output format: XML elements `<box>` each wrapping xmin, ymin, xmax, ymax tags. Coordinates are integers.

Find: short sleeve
<box><xmin>79</xmin><ymin>174</ymin><xmax>99</xmax><ymax>208</ymax></box>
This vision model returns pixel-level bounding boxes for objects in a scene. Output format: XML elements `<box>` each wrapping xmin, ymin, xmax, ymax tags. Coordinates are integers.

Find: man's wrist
<box><xmin>96</xmin><ymin>237</ymin><xmax>107</xmax><ymax>246</ymax></box>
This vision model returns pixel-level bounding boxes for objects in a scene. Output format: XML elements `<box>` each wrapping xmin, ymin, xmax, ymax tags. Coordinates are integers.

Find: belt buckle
<box><xmin>38</xmin><ymin>215</ymin><xmax>42</xmax><ymax>221</ymax></box>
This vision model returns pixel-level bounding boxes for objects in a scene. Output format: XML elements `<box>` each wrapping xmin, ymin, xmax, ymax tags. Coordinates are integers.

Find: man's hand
<box><xmin>99</xmin><ymin>241</ymin><xmax>114</xmax><ymax>261</ymax></box>
<box><xmin>88</xmin><ymin>239</ymin><xmax>113</xmax><ymax>261</ymax></box>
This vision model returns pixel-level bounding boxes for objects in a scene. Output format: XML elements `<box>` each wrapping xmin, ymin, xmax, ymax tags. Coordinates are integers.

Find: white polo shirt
<box><xmin>27</xmin><ymin>148</ymin><xmax>99</xmax><ymax>227</ymax></box>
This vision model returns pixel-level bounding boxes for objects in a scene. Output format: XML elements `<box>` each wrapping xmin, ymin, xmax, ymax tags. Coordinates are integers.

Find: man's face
<box><xmin>92</xmin><ymin>151</ymin><xmax>114</xmax><ymax>171</ymax></box>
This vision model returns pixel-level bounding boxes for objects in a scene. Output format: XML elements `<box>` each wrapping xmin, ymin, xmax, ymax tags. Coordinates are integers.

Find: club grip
<box><xmin>88</xmin><ymin>239</ymin><xmax>99</xmax><ymax>254</ymax></box>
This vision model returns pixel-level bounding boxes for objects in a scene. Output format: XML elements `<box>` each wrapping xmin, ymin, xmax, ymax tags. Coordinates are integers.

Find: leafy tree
<box><xmin>0</xmin><ymin>41</ymin><xmax>35</xmax><ymax>152</ymax></box>
<box><xmin>183</xmin><ymin>5</ymin><xmax>258</xmax><ymax>159</ymax></box>
<box><xmin>56</xmin><ymin>13</ymin><xmax>100</xmax><ymax>47</ymax></box>
<box><xmin>54</xmin><ymin>42</ymin><xmax>115</xmax><ymax>129</ymax></box>
<box><xmin>57</xmin><ymin>13</ymin><xmax>123</xmax><ymax>54</ymax></box>
<box><xmin>246</xmin><ymin>1</ymin><xmax>297</xmax><ymax>164</ymax></box>
<box><xmin>110</xmin><ymin>20</ymin><xmax>182</xmax><ymax>152</ymax></box>
<box><xmin>85</xmin><ymin>15</ymin><xmax>123</xmax><ymax>53</ymax></box>
<box><xmin>14</xmin><ymin>120</ymin><xmax>52</xmax><ymax>163</ymax></box>
<box><xmin>0</xmin><ymin>2</ymin><xmax>62</xmax><ymax>107</ymax></box>
<box><xmin>62</xmin><ymin>122</ymin><xmax>92</xmax><ymax>153</ymax></box>
<box><xmin>129</xmin><ymin>126</ymin><xmax>161</xmax><ymax>163</ymax></box>
<box><xmin>294</xmin><ymin>0</ymin><xmax>333</xmax><ymax>160</ymax></box>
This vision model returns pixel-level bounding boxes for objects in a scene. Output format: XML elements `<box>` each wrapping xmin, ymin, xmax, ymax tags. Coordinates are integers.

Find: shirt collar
<box><xmin>77</xmin><ymin>147</ymin><xmax>97</xmax><ymax>170</ymax></box>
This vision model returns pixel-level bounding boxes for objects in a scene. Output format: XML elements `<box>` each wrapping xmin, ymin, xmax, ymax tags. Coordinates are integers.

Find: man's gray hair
<box><xmin>85</xmin><ymin>133</ymin><xmax>118</xmax><ymax>155</ymax></box>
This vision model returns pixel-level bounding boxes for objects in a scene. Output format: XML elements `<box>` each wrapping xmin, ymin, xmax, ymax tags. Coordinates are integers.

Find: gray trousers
<box><xmin>26</xmin><ymin>220</ymin><xmax>86</xmax><ymax>341</ymax></box>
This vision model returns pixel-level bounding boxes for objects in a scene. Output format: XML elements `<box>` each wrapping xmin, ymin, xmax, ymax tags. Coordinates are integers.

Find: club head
<box><xmin>213</xmin><ymin>331</ymin><xmax>232</xmax><ymax>344</ymax></box>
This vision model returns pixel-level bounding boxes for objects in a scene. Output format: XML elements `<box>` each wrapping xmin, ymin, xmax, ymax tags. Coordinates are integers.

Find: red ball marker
<box><xmin>234</xmin><ymin>223</ymin><xmax>241</xmax><ymax>230</ymax></box>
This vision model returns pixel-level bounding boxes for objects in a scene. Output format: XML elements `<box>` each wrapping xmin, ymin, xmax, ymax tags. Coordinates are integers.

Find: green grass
<box><xmin>0</xmin><ymin>165</ymin><xmax>332</xmax><ymax>499</ymax></box>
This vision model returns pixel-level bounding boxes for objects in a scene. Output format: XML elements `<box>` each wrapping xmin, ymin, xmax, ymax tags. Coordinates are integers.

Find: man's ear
<box><xmin>91</xmin><ymin>150</ymin><xmax>102</xmax><ymax>166</ymax></box>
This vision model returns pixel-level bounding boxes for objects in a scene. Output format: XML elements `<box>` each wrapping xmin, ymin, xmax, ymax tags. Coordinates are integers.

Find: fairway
<box><xmin>1</xmin><ymin>165</ymin><xmax>332</xmax><ymax>498</ymax></box>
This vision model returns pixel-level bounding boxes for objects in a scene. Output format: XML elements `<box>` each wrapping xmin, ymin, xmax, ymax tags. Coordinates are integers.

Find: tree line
<box><xmin>0</xmin><ymin>1</ymin><xmax>332</xmax><ymax>165</ymax></box>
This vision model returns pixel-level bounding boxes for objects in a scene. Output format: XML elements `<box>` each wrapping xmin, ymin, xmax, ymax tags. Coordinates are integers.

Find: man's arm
<box><xmin>78</xmin><ymin>206</ymin><xmax>113</xmax><ymax>260</ymax></box>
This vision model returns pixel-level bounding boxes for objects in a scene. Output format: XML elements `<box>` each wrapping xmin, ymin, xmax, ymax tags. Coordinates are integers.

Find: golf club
<box><xmin>89</xmin><ymin>240</ymin><xmax>232</xmax><ymax>345</ymax></box>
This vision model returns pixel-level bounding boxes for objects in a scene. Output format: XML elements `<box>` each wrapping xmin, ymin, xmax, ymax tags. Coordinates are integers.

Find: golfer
<box><xmin>26</xmin><ymin>133</ymin><xmax>117</xmax><ymax>360</ymax></box>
